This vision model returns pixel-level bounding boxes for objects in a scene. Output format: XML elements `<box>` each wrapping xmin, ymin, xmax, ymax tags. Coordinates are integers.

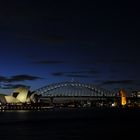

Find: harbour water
<box><xmin>0</xmin><ymin>108</ymin><xmax>139</xmax><ymax>140</ymax></box>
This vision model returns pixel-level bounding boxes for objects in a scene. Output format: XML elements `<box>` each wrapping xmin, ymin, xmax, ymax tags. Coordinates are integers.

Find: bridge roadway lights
<box><xmin>38</xmin><ymin>96</ymin><xmax>120</xmax><ymax>108</ymax></box>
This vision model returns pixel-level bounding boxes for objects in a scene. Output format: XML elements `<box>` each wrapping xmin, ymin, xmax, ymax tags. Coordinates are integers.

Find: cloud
<box><xmin>0</xmin><ymin>75</ymin><xmax>42</xmax><ymax>83</ymax></box>
<box><xmin>100</xmin><ymin>80</ymin><xmax>140</xmax><ymax>95</ymax></box>
<box><xmin>52</xmin><ymin>72</ymin><xmax>64</xmax><ymax>76</ymax></box>
<box><xmin>101</xmin><ymin>80</ymin><xmax>135</xmax><ymax>85</ymax></box>
<box><xmin>66</xmin><ymin>70</ymin><xmax>99</xmax><ymax>78</ymax></box>
<box><xmin>66</xmin><ymin>74</ymin><xmax>91</xmax><ymax>78</ymax></box>
<box><xmin>84</xmin><ymin>69</ymin><xmax>99</xmax><ymax>74</ymax></box>
<box><xmin>0</xmin><ymin>74</ymin><xmax>42</xmax><ymax>89</ymax></box>
<box><xmin>0</xmin><ymin>84</ymin><xmax>30</xmax><ymax>89</ymax></box>
<box><xmin>51</xmin><ymin>68</ymin><xmax>100</xmax><ymax>78</ymax></box>
<box><xmin>68</xmin><ymin>69</ymin><xmax>99</xmax><ymax>75</ymax></box>
<box><xmin>34</xmin><ymin>60</ymin><xmax>65</xmax><ymax>64</ymax></box>
<box><xmin>0</xmin><ymin>76</ymin><xmax>7</xmax><ymax>82</ymax></box>
<box><xmin>72</xmin><ymin>58</ymin><xmax>140</xmax><ymax>65</ymax></box>
<box><xmin>7</xmin><ymin>75</ymin><xmax>42</xmax><ymax>82</ymax></box>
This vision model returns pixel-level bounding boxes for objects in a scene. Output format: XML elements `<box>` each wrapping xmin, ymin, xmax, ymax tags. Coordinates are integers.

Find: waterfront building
<box><xmin>131</xmin><ymin>91</ymin><xmax>140</xmax><ymax>97</ymax></box>
<box><xmin>0</xmin><ymin>87</ymin><xmax>38</xmax><ymax>104</ymax></box>
<box><xmin>119</xmin><ymin>89</ymin><xmax>127</xmax><ymax>106</ymax></box>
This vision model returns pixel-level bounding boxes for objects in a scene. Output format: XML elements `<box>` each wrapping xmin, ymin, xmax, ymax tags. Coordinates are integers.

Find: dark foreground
<box><xmin>0</xmin><ymin>108</ymin><xmax>139</xmax><ymax>140</ymax></box>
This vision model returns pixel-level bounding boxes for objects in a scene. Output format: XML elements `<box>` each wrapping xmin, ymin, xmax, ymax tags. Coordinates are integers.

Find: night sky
<box><xmin>0</xmin><ymin>0</ymin><xmax>139</xmax><ymax>94</ymax></box>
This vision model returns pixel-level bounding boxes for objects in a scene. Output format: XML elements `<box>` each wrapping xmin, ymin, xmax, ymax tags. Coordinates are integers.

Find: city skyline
<box><xmin>0</xmin><ymin>0</ymin><xmax>140</xmax><ymax>94</ymax></box>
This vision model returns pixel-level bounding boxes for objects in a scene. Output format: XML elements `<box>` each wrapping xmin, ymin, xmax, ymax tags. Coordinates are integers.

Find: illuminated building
<box><xmin>119</xmin><ymin>89</ymin><xmax>127</xmax><ymax>106</ymax></box>
<box><xmin>131</xmin><ymin>91</ymin><xmax>140</xmax><ymax>97</ymax></box>
<box><xmin>0</xmin><ymin>87</ymin><xmax>38</xmax><ymax>104</ymax></box>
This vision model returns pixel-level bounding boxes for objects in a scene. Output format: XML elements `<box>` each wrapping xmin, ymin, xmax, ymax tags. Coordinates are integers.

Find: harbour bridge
<box><xmin>34</xmin><ymin>81</ymin><xmax>119</xmax><ymax>105</ymax></box>
<box><xmin>35</xmin><ymin>81</ymin><xmax>116</xmax><ymax>97</ymax></box>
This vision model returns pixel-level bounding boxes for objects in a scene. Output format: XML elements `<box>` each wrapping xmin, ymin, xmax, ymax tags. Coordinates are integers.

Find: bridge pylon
<box><xmin>119</xmin><ymin>89</ymin><xmax>127</xmax><ymax>106</ymax></box>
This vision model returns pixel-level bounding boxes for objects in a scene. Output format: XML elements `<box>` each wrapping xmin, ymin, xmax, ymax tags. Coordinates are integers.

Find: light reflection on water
<box><xmin>0</xmin><ymin>110</ymin><xmax>30</xmax><ymax>112</ymax></box>
<box><xmin>0</xmin><ymin>108</ymin><xmax>139</xmax><ymax>140</ymax></box>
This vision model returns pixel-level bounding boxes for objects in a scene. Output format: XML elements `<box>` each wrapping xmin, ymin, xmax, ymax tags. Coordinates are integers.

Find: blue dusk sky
<box><xmin>0</xmin><ymin>0</ymin><xmax>140</xmax><ymax>94</ymax></box>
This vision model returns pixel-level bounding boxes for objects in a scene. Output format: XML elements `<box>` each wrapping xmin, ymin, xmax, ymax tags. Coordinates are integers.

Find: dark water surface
<box><xmin>0</xmin><ymin>108</ymin><xmax>139</xmax><ymax>140</ymax></box>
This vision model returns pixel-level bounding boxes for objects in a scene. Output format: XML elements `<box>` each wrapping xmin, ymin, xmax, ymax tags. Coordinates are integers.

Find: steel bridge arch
<box><xmin>35</xmin><ymin>81</ymin><xmax>115</xmax><ymax>97</ymax></box>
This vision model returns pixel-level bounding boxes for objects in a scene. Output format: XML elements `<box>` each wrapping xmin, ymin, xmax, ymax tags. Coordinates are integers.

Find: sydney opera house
<box><xmin>0</xmin><ymin>87</ymin><xmax>38</xmax><ymax>105</ymax></box>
